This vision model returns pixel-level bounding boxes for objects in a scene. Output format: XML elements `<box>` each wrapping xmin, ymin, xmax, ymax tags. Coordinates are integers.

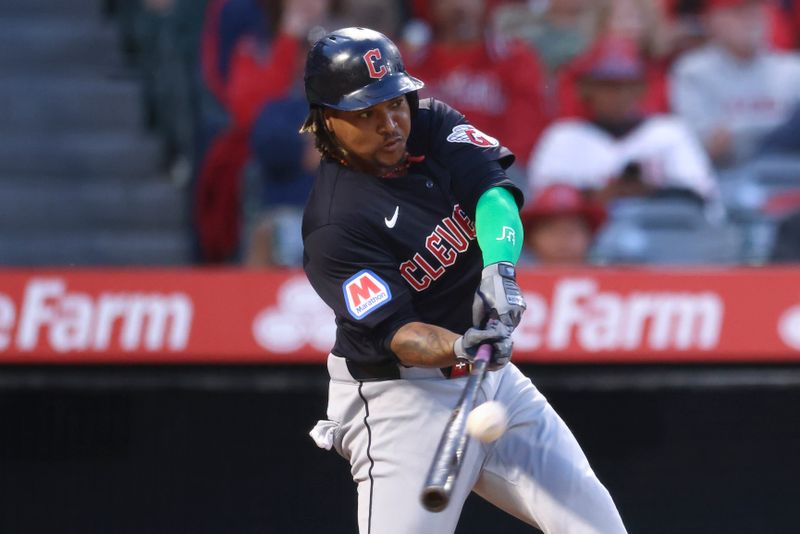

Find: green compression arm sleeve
<box><xmin>475</xmin><ymin>187</ymin><xmax>523</xmax><ymax>266</ymax></box>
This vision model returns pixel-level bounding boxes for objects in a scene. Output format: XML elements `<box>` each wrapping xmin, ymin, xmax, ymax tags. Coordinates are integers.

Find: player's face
<box><xmin>325</xmin><ymin>96</ymin><xmax>411</xmax><ymax>175</ymax></box>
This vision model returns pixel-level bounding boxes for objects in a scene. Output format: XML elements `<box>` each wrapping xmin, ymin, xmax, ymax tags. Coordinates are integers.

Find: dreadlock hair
<box><xmin>299</xmin><ymin>106</ymin><xmax>348</xmax><ymax>163</ymax></box>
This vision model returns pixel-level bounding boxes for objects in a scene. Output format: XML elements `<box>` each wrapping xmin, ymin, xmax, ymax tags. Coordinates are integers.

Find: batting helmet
<box><xmin>304</xmin><ymin>27</ymin><xmax>424</xmax><ymax>111</ymax></box>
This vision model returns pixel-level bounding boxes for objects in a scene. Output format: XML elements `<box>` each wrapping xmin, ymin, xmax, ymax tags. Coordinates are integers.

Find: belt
<box><xmin>343</xmin><ymin>358</ymin><xmax>472</xmax><ymax>381</ymax></box>
<box><xmin>345</xmin><ymin>359</ymin><xmax>401</xmax><ymax>381</ymax></box>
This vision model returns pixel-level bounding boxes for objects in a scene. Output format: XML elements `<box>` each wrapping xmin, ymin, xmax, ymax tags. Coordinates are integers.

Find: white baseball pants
<box><xmin>310</xmin><ymin>355</ymin><xmax>628</xmax><ymax>534</ymax></box>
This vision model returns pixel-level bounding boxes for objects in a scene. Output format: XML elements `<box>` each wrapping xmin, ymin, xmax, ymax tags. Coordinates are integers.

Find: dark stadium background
<box><xmin>2</xmin><ymin>365</ymin><xmax>799</xmax><ymax>533</ymax></box>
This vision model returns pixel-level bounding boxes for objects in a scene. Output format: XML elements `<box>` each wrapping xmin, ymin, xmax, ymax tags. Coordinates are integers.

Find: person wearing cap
<box><xmin>402</xmin><ymin>0</ymin><xmax>549</xmax><ymax>172</ymax></box>
<box><xmin>302</xmin><ymin>27</ymin><xmax>628</xmax><ymax>534</ymax></box>
<box><xmin>521</xmin><ymin>184</ymin><xmax>607</xmax><ymax>265</ymax></box>
<box><xmin>527</xmin><ymin>36</ymin><xmax>716</xmax><ymax>203</ymax></box>
<box><xmin>670</xmin><ymin>0</ymin><xmax>800</xmax><ymax>166</ymax></box>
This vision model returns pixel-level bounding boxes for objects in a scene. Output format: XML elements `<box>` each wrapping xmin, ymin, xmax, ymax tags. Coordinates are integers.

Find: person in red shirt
<box><xmin>556</xmin><ymin>0</ymin><xmax>671</xmax><ymax>119</ymax></box>
<box><xmin>663</xmin><ymin>0</ymin><xmax>800</xmax><ymax>50</ymax></box>
<box><xmin>195</xmin><ymin>0</ymin><xmax>327</xmax><ymax>262</ymax></box>
<box><xmin>403</xmin><ymin>0</ymin><xmax>549</xmax><ymax>171</ymax></box>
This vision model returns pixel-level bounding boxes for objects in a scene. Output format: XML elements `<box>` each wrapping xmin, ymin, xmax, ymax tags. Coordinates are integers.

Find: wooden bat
<box><xmin>420</xmin><ymin>343</ymin><xmax>492</xmax><ymax>512</ymax></box>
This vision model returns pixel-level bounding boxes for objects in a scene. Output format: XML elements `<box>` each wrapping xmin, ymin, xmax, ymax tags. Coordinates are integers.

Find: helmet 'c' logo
<box><xmin>363</xmin><ymin>48</ymin><xmax>387</xmax><ymax>79</ymax></box>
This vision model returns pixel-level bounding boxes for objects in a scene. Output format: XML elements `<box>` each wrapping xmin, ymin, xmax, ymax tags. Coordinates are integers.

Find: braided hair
<box><xmin>299</xmin><ymin>106</ymin><xmax>347</xmax><ymax>163</ymax></box>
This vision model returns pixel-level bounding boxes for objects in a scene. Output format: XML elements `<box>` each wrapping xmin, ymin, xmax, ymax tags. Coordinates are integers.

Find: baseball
<box><xmin>466</xmin><ymin>401</ymin><xmax>508</xmax><ymax>443</ymax></box>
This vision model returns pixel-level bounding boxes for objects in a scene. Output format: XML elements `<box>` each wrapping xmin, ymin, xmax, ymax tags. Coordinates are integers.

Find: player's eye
<box><xmin>359</xmin><ymin>111</ymin><xmax>371</xmax><ymax>119</ymax></box>
<box><xmin>390</xmin><ymin>98</ymin><xmax>403</xmax><ymax>108</ymax></box>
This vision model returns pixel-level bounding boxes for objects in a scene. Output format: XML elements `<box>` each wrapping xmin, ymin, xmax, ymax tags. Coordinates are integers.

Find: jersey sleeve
<box><xmin>418</xmin><ymin>99</ymin><xmax>523</xmax><ymax>217</ymax></box>
<box><xmin>303</xmin><ymin>224</ymin><xmax>420</xmax><ymax>362</ymax></box>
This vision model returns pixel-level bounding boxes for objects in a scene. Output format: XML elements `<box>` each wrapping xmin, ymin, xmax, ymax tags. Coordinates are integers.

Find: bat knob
<box><xmin>420</xmin><ymin>486</ymin><xmax>449</xmax><ymax>512</ymax></box>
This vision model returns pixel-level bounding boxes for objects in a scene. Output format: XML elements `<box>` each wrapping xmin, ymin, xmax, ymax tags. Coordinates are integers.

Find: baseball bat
<box><xmin>420</xmin><ymin>343</ymin><xmax>492</xmax><ymax>512</ymax></box>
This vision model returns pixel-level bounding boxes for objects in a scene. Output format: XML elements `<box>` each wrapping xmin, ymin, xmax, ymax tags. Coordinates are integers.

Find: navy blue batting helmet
<box><xmin>304</xmin><ymin>27</ymin><xmax>424</xmax><ymax>111</ymax></box>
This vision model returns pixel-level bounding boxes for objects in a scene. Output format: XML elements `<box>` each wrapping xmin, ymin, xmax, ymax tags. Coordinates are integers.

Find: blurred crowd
<box><xmin>111</xmin><ymin>0</ymin><xmax>800</xmax><ymax>267</ymax></box>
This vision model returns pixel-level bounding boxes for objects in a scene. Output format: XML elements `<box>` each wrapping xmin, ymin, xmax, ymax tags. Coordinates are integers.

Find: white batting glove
<box><xmin>453</xmin><ymin>319</ymin><xmax>513</xmax><ymax>371</ymax></box>
<box><xmin>472</xmin><ymin>262</ymin><xmax>526</xmax><ymax>330</ymax></box>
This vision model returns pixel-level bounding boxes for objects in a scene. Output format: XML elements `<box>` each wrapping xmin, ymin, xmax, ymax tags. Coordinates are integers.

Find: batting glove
<box><xmin>472</xmin><ymin>262</ymin><xmax>526</xmax><ymax>330</ymax></box>
<box><xmin>454</xmin><ymin>319</ymin><xmax>513</xmax><ymax>371</ymax></box>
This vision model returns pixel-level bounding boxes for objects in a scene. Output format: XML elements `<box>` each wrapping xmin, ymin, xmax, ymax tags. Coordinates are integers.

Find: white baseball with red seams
<box><xmin>467</xmin><ymin>400</ymin><xmax>508</xmax><ymax>443</ymax></box>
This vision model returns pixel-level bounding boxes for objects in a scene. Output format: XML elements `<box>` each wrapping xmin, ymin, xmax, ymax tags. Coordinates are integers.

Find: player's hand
<box><xmin>472</xmin><ymin>262</ymin><xmax>526</xmax><ymax>330</ymax></box>
<box><xmin>454</xmin><ymin>319</ymin><xmax>513</xmax><ymax>371</ymax></box>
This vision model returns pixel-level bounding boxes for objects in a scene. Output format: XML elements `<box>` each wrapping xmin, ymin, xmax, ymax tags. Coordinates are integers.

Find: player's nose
<box><xmin>376</xmin><ymin>110</ymin><xmax>397</xmax><ymax>134</ymax></box>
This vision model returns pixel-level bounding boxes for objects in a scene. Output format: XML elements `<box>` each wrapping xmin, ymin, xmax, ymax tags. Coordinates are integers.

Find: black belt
<box><xmin>344</xmin><ymin>359</ymin><xmax>472</xmax><ymax>381</ymax></box>
<box><xmin>345</xmin><ymin>359</ymin><xmax>402</xmax><ymax>381</ymax></box>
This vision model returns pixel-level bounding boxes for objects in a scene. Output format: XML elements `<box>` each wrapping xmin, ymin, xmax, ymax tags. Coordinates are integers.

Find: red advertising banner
<box><xmin>0</xmin><ymin>268</ymin><xmax>797</xmax><ymax>364</ymax></box>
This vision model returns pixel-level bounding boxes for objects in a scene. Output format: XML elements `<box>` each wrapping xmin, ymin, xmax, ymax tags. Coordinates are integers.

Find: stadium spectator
<box><xmin>527</xmin><ymin>36</ymin><xmax>717</xmax><ymax>202</ymax></box>
<box><xmin>403</xmin><ymin>0</ymin><xmax>549</xmax><ymax>172</ymax></box>
<box><xmin>491</xmin><ymin>0</ymin><xmax>596</xmax><ymax>75</ymax></box>
<box><xmin>243</xmin><ymin>0</ymin><xmax>404</xmax><ymax>268</ymax></box>
<box><xmin>663</xmin><ymin>0</ymin><xmax>800</xmax><ymax>50</ymax></box>
<box><xmin>334</xmin><ymin>0</ymin><xmax>404</xmax><ymax>38</ymax></box>
<box><xmin>556</xmin><ymin>0</ymin><xmax>672</xmax><ymax>118</ymax></box>
<box><xmin>521</xmin><ymin>184</ymin><xmax>607</xmax><ymax>265</ymax></box>
<box><xmin>195</xmin><ymin>0</ymin><xmax>327</xmax><ymax>262</ymax></box>
<box><xmin>659</xmin><ymin>0</ymin><xmax>709</xmax><ymax>59</ymax></box>
<box><xmin>244</xmin><ymin>95</ymin><xmax>317</xmax><ymax>267</ymax></box>
<box><xmin>669</xmin><ymin>0</ymin><xmax>800</xmax><ymax>167</ymax></box>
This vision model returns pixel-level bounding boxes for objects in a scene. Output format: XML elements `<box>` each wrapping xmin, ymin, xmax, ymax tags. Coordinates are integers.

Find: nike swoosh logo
<box><xmin>385</xmin><ymin>206</ymin><xmax>399</xmax><ymax>228</ymax></box>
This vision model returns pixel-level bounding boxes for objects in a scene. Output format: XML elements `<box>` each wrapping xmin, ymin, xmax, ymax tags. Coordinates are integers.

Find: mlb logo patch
<box><xmin>343</xmin><ymin>270</ymin><xmax>392</xmax><ymax>319</ymax></box>
<box><xmin>446</xmin><ymin>124</ymin><xmax>499</xmax><ymax>148</ymax></box>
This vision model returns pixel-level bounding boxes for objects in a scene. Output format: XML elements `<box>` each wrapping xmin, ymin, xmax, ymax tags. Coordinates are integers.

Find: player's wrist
<box><xmin>481</xmin><ymin>261</ymin><xmax>516</xmax><ymax>280</ymax></box>
<box><xmin>453</xmin><ymin>336</ymin><xmax>466</xmax><ymax>360</ymax></box>
<box><xmin>473</xmin><ymin>262</ymin><xmax>526</xmax><ymax>329</ymax></box>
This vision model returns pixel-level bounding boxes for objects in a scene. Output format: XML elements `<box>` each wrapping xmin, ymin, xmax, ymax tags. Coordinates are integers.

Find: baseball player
<box><xmin>303</xmin><ymin>27</ymin><xmax>627</xmax><ymax>534</ymax></box>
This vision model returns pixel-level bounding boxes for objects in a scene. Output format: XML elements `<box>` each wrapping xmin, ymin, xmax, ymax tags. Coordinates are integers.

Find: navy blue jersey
<box><xmin>302</xmin><ymin>98</ymin><xmax>523</xmax><ymax>364</ymax></box>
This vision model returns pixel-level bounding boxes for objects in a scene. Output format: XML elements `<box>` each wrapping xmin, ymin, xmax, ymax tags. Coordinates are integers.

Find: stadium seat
<box><xmin>589</xmin><ymin>195</ymin><xmax>742</xmax><ymax>265</ymax></box>
<box><xmin>718</xmin><ymin>156</ymin><xmax>800</xmax><ymax>263</ymax></box>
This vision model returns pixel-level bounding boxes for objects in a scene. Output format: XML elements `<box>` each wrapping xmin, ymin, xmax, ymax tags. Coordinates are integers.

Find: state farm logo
<box><xmin>0</xmin><ymin>278</ymin><xmax>192</xmax><ymax>353</ymax></box>
<box><xmin>513</xmin><ymin>278</ymin><xmax>724</xmax><ymax>352</ymax></box>
<box><xmin>252</xmin><ymin>276</ymin><xmax>335</xmax><ymax>353</ymax></box>
<box><xmin>778</xmin><ymin>304</ymin><xmax>800</xmax><ymax>350</ymax></box>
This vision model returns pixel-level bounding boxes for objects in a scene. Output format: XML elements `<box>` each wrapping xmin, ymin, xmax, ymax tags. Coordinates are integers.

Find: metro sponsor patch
<box><xmin>343</xmin><ymin>270</ymin><xmax>392</xmax><ymax>319</ymax></box>
<box><xmin>446</xmin><ymin>124</ymin><xmax>499</xmax><ymax>148</ymax></box>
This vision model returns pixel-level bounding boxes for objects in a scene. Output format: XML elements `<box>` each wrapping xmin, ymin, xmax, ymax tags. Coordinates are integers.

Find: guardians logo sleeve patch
<box><xmin>446</xmin><ymin>124</ymin><xmax>500</xmax><ymax>148</ymax></box>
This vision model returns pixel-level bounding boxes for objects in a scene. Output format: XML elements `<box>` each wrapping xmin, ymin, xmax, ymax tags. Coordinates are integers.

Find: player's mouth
<box><xmin>381</xmin><ymin>136</ymin><xmax>404</xmax><ymax>152</ymax></box>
